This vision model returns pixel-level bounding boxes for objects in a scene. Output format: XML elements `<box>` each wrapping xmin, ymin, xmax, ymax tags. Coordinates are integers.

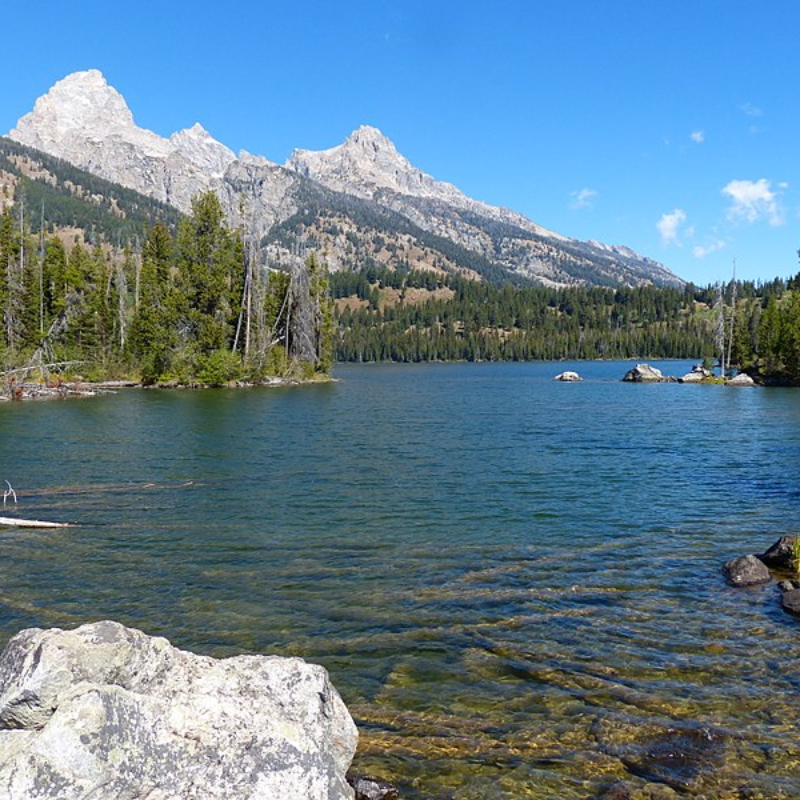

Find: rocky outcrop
<box><xmin>722</xmin><ymin>555</ymin><xmax>772</xmax><ymax>587</ymax></box>
<box><xmin>554</xmin><ymin>371</ymin><xmax>582</xmax><ymax>382</ymax></box>
<box><xmin>622</xmin><ymin>363</ymin><xmax>672</xmax><ymax>382</ymax></box>
<box><xmin>0</xmin><ymin>620</ymin><xmax>357</xmax><ymax>799</ymax></box>
<box><xmin>726</xmin><ymin>373</ymin><xmax>756</xmax><ymax>387</ymax></box>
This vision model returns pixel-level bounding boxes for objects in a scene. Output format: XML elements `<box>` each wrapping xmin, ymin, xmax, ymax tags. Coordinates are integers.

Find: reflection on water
<box><xmin>0</xmin><ymin>361</ymin><xmax>799</xmax><ymax>798</ymax></box>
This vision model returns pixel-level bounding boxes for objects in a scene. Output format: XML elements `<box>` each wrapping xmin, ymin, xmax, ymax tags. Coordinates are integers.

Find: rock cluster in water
<box><xmin>724</xmin><ymin>536</ymin><xmax>800</xmax><ymax>618</ymax></box>
<box><xmin>622</xmin><ymin>362</ymin><xmax>758</xmax><ymax>386</ymax></box>
<box><xmin>0</xmin><ymin>620</ymin><xmax>358</xmax><ymax>799</ymax></box>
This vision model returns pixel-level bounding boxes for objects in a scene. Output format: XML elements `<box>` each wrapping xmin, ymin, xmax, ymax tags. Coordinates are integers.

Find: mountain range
<box><xmin>7</xmin><ymin>70</ymin><xmax>682</xmax><ymax>288</ymax></box>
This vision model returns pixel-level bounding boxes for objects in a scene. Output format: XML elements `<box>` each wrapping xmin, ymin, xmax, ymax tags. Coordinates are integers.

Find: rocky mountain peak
<box><xmin>11</xmin><ymin>69</ymin><xmax>135</xmax><ymax>148</ymax></box>
<box><xmin>342</xmin><ymin>124</ymin><xmax>400</xmax><ymax>154</ymax></box>
<box><xmin>169</xmin><ymin>123</ymin><xmax>235</xmax><ymax>178</ymax></box>
<box><xmin>286</xmin><ymin>124</ymin><xmax>465</xmax><ymax>203</ymax></box>
<box><xmin>7</xmin><ymin>70</ymin><xmax>234</xmax><ymax>210</ymax></box>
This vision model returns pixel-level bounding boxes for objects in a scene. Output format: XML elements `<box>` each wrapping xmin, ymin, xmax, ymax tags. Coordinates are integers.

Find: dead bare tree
<box><xmin>714</xmin><ymin>282</ymin><xmax>726</xmax><ymax>376</ymax></box>
<box><xmin>288</xmin><ymin>256</ymin><xmax>317</xmax><ymax>367</ymax></box>
<box><xmin>16</xmin><ymin>292</ymin><xmax>84</xmax><ymax>383</ymax></box>
<box><xmin>726</xmin><ymin>259</ymin><xmax>737</xmax><ymax>373</ymax></box>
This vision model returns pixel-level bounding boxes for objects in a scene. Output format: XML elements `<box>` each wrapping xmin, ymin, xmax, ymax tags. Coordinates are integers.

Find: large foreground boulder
<box><xmin>0</xmin><ymin>621</ymin><xmax>358</xmax><ymax>799</ymax></box>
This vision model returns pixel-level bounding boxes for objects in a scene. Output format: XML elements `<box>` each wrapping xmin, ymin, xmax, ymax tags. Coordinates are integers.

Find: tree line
<box><xmin>728</xmin><ymin>271</ymin><xmax>800</xmax><ymax>384</ymax></box>
<box><xmin>0</xmin><ymin>192</ymin><xmax>333</xmax><ymax>385</ymax></box>
<box><xmin>330</xmin><ymin>265</ymin><xmax>800</xmax><ymax>382</ymax></box>
<box><xmin>331</xmin><ymin>267</ymin><xmax>716</xmax><ymax>363</ymax></box>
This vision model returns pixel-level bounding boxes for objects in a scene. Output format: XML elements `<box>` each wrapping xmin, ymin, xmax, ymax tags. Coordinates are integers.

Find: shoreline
<box><xmin>0</xmin><ymin>374</ymin><xmax>336</xmax><ymax>401</ymax></box>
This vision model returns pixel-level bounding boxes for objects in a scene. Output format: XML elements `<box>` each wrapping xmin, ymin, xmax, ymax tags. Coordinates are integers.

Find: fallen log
<box><xmin>0</xmin><ymin>516</ymin><xmax>71</xmax><ymax>529</ymax></box>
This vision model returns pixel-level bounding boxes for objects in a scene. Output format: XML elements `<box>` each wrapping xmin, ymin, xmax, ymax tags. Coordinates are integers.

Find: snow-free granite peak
<box><xmin>8</xmin><ymin>70</ymin><xmax>683</xmax><ymax>287</ymax></box>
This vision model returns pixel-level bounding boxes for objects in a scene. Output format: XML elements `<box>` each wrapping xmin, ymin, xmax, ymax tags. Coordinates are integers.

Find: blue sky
<box><xmin>2</xmin><ymin>0</ymin><xmax>798</xmax><ymax>286</ymax></box>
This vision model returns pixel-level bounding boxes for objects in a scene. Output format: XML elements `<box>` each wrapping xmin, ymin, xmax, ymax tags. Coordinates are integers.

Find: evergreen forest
<box><xmin>0</xmin><ymin>192</ymin><xmax>333</xmax><ymax>387</ymax></box>
<box><xmin>330</xmin><ymin>265</ymin><xmax>800</xmax><ymax>384</ymax></box>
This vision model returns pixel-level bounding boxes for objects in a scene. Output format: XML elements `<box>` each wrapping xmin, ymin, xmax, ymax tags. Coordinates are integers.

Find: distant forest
<box><xmin>330</xmin><ymin>265</ymin><xmax>800</xmax><ymax>384</ymax></box>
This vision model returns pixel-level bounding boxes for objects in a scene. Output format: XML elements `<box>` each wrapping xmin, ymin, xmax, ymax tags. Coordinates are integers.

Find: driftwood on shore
<box><xmin>0</xmin><ymin>516</ymin><xmax>70</xmax><ymax>529</ymax></box>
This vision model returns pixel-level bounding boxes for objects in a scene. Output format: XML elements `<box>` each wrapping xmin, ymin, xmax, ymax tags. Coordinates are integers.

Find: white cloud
<box><xmin>740</xmin><ymin>102</ymin><xmax>763</xmax><ymax>117</ymax></box>
<box><xmin>722</xmin><ymin>178</ymin><xmax>784</xmax><ymax>226</ymax></box>
<box><xmin>690</xmin><ymin>130</ymin><xmax>705</xmax><ymax>144</ymax></box>
<box><xmin>657</xmin><ymin>209</ymin><xmax>688</xmax><ymax>245</ymax></box>
<box><xmin>693</xmin><ymin>239</ymin><xmax>726</xmax><ymax>259</ymax></box>
<box><xmin>569</xmin><ymin>188</ymin><xmax>598</xmax><ymax>210</ymax></box>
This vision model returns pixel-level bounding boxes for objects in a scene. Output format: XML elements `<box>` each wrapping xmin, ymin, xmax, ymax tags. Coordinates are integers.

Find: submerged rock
<box><xmin>622</xmin><ymin>364</ymin><xmax>672</xmax><ymax>383</ymax></box>
<box><xmin>348</xmin><ymin>774</ymin><xmax>400</xmax><ymax>799</ymax></box>
<box><xmin>601</xmin><ymin>779</ymin><xmax>679</xmax><ymax>799</ymax></box>
<box><xmin>722</xmin><ymin>555</ymin><xmax>772</xmax><ymax>587</ymax></box>
<box><xmin>0</xmin><ymin>620</ymin><xmax>358</xmax><ymax>799</ymax></box>
<box><xmin>554</xmin><ymin>370</ymin><xmax>582</xmax><ymax>381</ymax></box>
<box><xmin>758</xmin><ymin>536</ymin><xmax>800</xmax><ymax>571</ymax></box>
<box><xmin>594</xmin><ymin>717</ymin><xmax>731</xmax><ymax>793</ymax></box>
<box><xmin>782</xmin><ymin>589</ymin><xmax>800</xmax><ymax>615</ymax></box>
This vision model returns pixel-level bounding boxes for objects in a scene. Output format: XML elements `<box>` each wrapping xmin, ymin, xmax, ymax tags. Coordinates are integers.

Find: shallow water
<box><xmin>1</xmin><ymin>361</ymin><xmax>799</xmax><ymax>798</ymax></box>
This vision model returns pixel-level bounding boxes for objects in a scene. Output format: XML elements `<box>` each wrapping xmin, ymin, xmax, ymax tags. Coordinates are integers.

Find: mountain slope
<box><xmin>0</xmin><ymin>135</ymin><xmax>181</xmax><ymax>242</ymax></box>
<box><xmin>8</xmin><ymin>70</ymin><xmax>683</xmax><ymax>288</ymax></box>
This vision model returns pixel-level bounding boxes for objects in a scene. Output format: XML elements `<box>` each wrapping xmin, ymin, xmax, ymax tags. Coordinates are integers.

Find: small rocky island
<box><xmin>623</xmin><ymin>362</ymin><xmax>756</xmax><ymax>386</ymax></box>
<box><xmin>554</xmin><ymin>370</ymin><xmax>582</xmax><ymax>382</ymax></box>
<box><xmin>0</xmin><ymin>621</ymin><xmax>359</xmax><ymax>799</ymax></box>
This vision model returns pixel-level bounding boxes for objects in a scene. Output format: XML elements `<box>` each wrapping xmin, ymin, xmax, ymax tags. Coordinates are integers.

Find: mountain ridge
<box><xmin>8</xmin><ymin>70</ymin><xmax>683</xmax><ymax>288</ymax></box>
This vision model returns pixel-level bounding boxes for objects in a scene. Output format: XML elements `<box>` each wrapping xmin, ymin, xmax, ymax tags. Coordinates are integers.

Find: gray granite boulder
<box><xmin>0</xmin><ymin>620</ymin><xmax>357</xmax><ymax>799</ymax></box>
<box><xmin>622</xmin><ymin>363</ymin><xmax>670</xmax><ymax>382</ymax></box>
<box><xmin>722</xmin><ymin>555</ymin><xmax>772</xmax><ymax>587</ymax></box>
<box><xmin>726</xmin><ymin>373</ymin><xmax>756</xmax><ymax>387</ymax></box>
<box><xmin>680</xmin><ymin>364</ymin><xmax>713</xmax><ymax>383</ymax></box>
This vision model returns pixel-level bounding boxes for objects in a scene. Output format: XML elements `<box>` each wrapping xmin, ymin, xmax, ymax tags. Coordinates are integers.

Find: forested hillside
<box><xmin>0</xmin><ymin>137</ymin><xmax>181</xmax><ymax>244</ymax></box>
<box><xmin>331</xmin><ymin>267</ymin><xmax>713</xmax><ymax>362</ymax></box>
<box><xmin>331</xmin><ymin>266</ymin><xmax>800</xmax><ymax>382</ymax></box>
<box><xmin>0</xmin><ymin>192</ymin><xmax>332</xmax><ymax>386</ymax></box>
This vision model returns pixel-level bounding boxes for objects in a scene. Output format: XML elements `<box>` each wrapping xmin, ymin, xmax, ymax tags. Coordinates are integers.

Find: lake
<box><xmin>1</xmin><ymin>361</ymin><xmax>799</xmax><ymax>798</ymax></box>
